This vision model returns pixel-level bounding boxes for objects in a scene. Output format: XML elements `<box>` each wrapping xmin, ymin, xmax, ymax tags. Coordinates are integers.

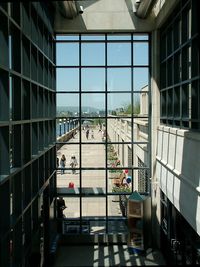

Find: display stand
<box><xmin>127</xmin><ymin>191</ymin><xmax>151</xmax><ymax>253</ymax></box>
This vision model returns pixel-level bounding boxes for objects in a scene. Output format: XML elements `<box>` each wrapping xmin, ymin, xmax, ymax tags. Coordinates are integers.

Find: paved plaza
<box><xmin>57</xmin><ymin>127</ymin><xmax>123</xmax><ymax>219</ymax></box>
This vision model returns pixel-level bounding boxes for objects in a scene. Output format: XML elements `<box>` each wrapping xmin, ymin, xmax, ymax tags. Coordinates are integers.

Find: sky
<box><xmin>56</xmin><ymin>34</ymin><xmax>149</xmax><ymax>110</ymax></box>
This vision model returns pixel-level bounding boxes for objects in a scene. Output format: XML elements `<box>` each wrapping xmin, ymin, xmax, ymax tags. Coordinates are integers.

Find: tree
<box><xmin>123</xmin><ymin>99</ymin><xmax>140</xmax><ymax>115</ymax></box>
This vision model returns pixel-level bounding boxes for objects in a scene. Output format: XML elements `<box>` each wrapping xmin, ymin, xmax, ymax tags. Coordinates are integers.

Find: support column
<box><xmin>151</xmin><ymin>29</ymin><xmax>161</xmax><ymax>249</ymax></box>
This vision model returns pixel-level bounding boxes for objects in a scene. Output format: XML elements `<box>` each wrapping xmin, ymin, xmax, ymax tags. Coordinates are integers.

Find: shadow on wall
<box><xmin>179</xmin><ymin>131</ymin><xmax>199</xmax><ymax>232</ymax></box>
<box><xmin>157</xmin><ymin>127</ymin><xmax>199</xmax><ymax>234</ymax></box>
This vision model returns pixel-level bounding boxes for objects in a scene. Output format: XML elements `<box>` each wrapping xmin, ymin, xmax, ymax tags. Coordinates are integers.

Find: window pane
<box><xmin>82</xmin><ymin>170</ymin><xmax>105</xmax><ymax>188</ymax></box>
<box><xmin>108</xmin><ymin>93</ymin><xmax>131</xmax><ymax>117</ymax></box>
<box><xmin>82</xmin><ymin>197</ymin><xmax>106</xmax><ymax>217</ymax></box>
<box><xmin>107</xmin><ymin>34</ymin><xmax>131</xmax><ymax>40</ymax></box>
<box><xmin>133</xmin><ymin>34</ymin><xmax>149</xmax><ymax>40</ymax></box>
<box><xmin>81</xmin><ymin>35</ymin><xmax>105</xmax><ymax>40</ymax></box>
<box><xmin>107</xmin><ymin>68</ymin><xmax>131</xmax><ymax>91</ymax></box>
<box><xmin>56</xmin><ymin>118</ymin><xmax>79</xmax><ymax>141</ymax></box>
<box><xmin>81</xmin><ymin>93</ymin><xmax>105</xmax><ymax>117</ymax></box>
<box><xmin>80</xmin><ymin>121</ymin><xmax>104</xmax><ymax>143</ymax></box>
<box><xmin>134</xmin><ymin>169</ymin><xmax>150</xmax><ymax>194</ymax></box>
<box><xmin>81</xmin><ymin>68</ymin><xmax>105</xmax><ymax>91</ymax></box>
<box><xmin>108</xmin><ymin>195</ymin><xmax>130</xmax><ymax>219</ymax></box>
<box><xmin>133</xmin><ymin>93</ymin><xmax>149</xmax><ymax>116</ymax></box>
<box><xmin>81</xmin><ymin>144</ymin><xmax>105</xmax><ymax>168</ymax></box>
<box><xmin>182</xmin><ymin>84</ymin><xmax>189</xmax><ymax>118</ymax></box>
<box><xmin>107</xmin><ymin>118</ymin><xmax>132</xmax><ymax>143</ymax></box>
<box><xmin>56</xmin><ymin>43</ymin><xmax>79</xmax><ymax>66</ymax></box>
<box><xmin>133</xmin><ymin>119</ymin><xmax>149</xmax><ymax>142</ymax></box>
<box><xmin>56</xmin><ymin>35</ymin><xmax>79</xmax><ymax>41</ymax></box>
<box><xmin>57</xmin><ymin>144</ymin><xmax>80</xmax><ymax>167</ymax></box>
<box><xmin>56</xmin><ymin>93</ymin><xmax>79</xmax><ymax>117</ymax></box>
<box><xmin>133</xmin><ymin>68</ymin><xmax>149</xmax><ymax>91</ymax></box>
<box><xmin>62</xmin><ymin>197</ymin><xmax>80</xmax><ymax>219</ymax></box>
<box><xmin>81</xmin><ymin>43</ymin><xmax>105</xmax><ymax>66</ymax></box>
<box><xmin>133</xmin><ymin>144</ymin><xmax>149</xmax><ymax>168</ymax></box>
<box><xmin>56</xmin><ymin>144</ymin><xmax>80</xmax><ymax>187</ymax></box>
<box><xmin>107</xmin><ymin>142</ymin><xmax>133</xmax><ymax>168</ymax></box>
<box><xmin>133</xmin><ymin>43</ymin><xmax>148</xmax><ymax>65</ymax></box>
<box><xmin>56</xmin><ymin>68</ymin><xmax>79</xmax><ymax>92</ymax></box>
<box><xmin>107</xmin><ymin>43</ymin><xmax>131</xmax><ymax>66</ymax></box>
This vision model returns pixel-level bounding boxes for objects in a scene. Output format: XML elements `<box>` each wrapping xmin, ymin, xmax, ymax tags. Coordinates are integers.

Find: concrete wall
<box><xmin>107</xmin><ymin>117</ymin><xmax>149</xmax><ymax>191</ymax></box>
<box><xmin>156</xmin><ymin>126</ymin><xmax>200</xmax><ymax>236</ymax></box>
<box><xmin>153</xmin><ymin>0</ymin><xmax>180</xmax><ymax>28</ymax></box>
<box><xmin>54</xmin><ymin>0</ymin><xmax>155</xmax><ymax>33</ymax></box>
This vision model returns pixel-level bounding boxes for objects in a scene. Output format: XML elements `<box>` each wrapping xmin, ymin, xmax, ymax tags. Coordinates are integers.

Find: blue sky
<box><xmin>56</xmin><ymin>35</ymin><xmax>149</xmax><ymax>110</ymax></box>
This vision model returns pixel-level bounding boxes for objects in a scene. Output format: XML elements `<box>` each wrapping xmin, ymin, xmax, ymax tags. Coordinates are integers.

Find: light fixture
<box><xmin>77</xmin><ymin>5</ymin><xmax>84</xmax><ymax>14</ymax></box>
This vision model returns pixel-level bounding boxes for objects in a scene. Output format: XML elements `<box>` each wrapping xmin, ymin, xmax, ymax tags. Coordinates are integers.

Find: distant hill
<box><xmin>57</xmin><ymin>106</ymin><xmax>101</xmax><ymax>113</ymax></box>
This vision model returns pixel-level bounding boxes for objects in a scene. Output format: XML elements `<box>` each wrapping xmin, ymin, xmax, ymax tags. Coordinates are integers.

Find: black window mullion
<box><xmin>79</xmin><ymin>33</ymin><xmax>82</xmax><ymax>232</ymax></box>
<box><xmin>131</xmin><ymin>33</ymin><xmax>134</xmax><ymax>193</ymax></box>
<box><xmin>105</xmin><ymin>33</ymin><xmax>108</xmax><ymax>233</ymax></box>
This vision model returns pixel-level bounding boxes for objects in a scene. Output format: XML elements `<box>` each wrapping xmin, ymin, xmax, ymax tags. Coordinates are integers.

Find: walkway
<box><xmin>56</xmin><ymin>127</ymin><xmax>121</xmax><ymax>219</ymax></box>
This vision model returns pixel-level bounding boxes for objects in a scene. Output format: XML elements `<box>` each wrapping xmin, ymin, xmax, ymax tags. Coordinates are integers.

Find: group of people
<box><xmin>83</xmin><ymin>125</ymin><xmax>94</xmax><ymax>140</ymax></box>
<box><xmin>58</xmin><ymin>154</ymin><xmax>78</xmax><ymax>174</ymax></box>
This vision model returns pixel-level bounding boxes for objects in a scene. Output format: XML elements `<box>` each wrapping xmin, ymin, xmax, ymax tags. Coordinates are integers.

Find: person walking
<box><xmin>86</xmin><ymin>129</ymin><xmax>89</xmax><ymax>139</ymax></box>
<box><xmin>60</xmin><ymin>154</ymin><xmax>66</xmax><ymax>174</ymax></box>
<box><xmin>91</xmin><ymin>130</ymin><xmax>94</xmax><ymax>139</ymax></box>
<box><xmin>56</xmin><ymin>197</ymin><xmax>67</xmax><ymax>233</ymax></box>
<box><xmin>70</xmin><ymin>155</ymin><xmax>78</xmax><ymax>174</ymax></box>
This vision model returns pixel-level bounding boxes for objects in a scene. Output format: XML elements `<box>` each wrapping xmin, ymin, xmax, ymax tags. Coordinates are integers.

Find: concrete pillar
<box><xmin>151</xmin><ymin>29</ymin><xmax>161</xmax><ymax>249</ymax></box>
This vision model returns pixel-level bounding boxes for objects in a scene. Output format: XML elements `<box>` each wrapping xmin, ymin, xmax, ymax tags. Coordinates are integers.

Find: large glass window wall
<box><xmin>160</xmin><ymin>0</ymin><xmax>200</xmax><ymax>130</ymax></box>
<box><xmin>55</xmin><ymin>33</ymin><xmax>150</xmax><ymax>234</ymax></box>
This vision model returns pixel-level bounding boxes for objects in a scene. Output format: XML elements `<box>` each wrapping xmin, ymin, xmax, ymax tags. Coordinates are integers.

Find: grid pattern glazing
<box><xmin>55</xmin><ymin>33</ymin><xmax>150</xmax><ymax>233</ymax></box>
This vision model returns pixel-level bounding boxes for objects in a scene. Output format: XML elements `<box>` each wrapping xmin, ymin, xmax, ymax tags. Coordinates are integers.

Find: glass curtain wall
<box><xmin>160</xmin><ymin>0</ymin><xmax>200</xmax><ymax>130</ymax></box>
<box><xmin>55</xmin><ymin>33</ymin><xmax>150</xmax><ymax>234</ymax></box>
